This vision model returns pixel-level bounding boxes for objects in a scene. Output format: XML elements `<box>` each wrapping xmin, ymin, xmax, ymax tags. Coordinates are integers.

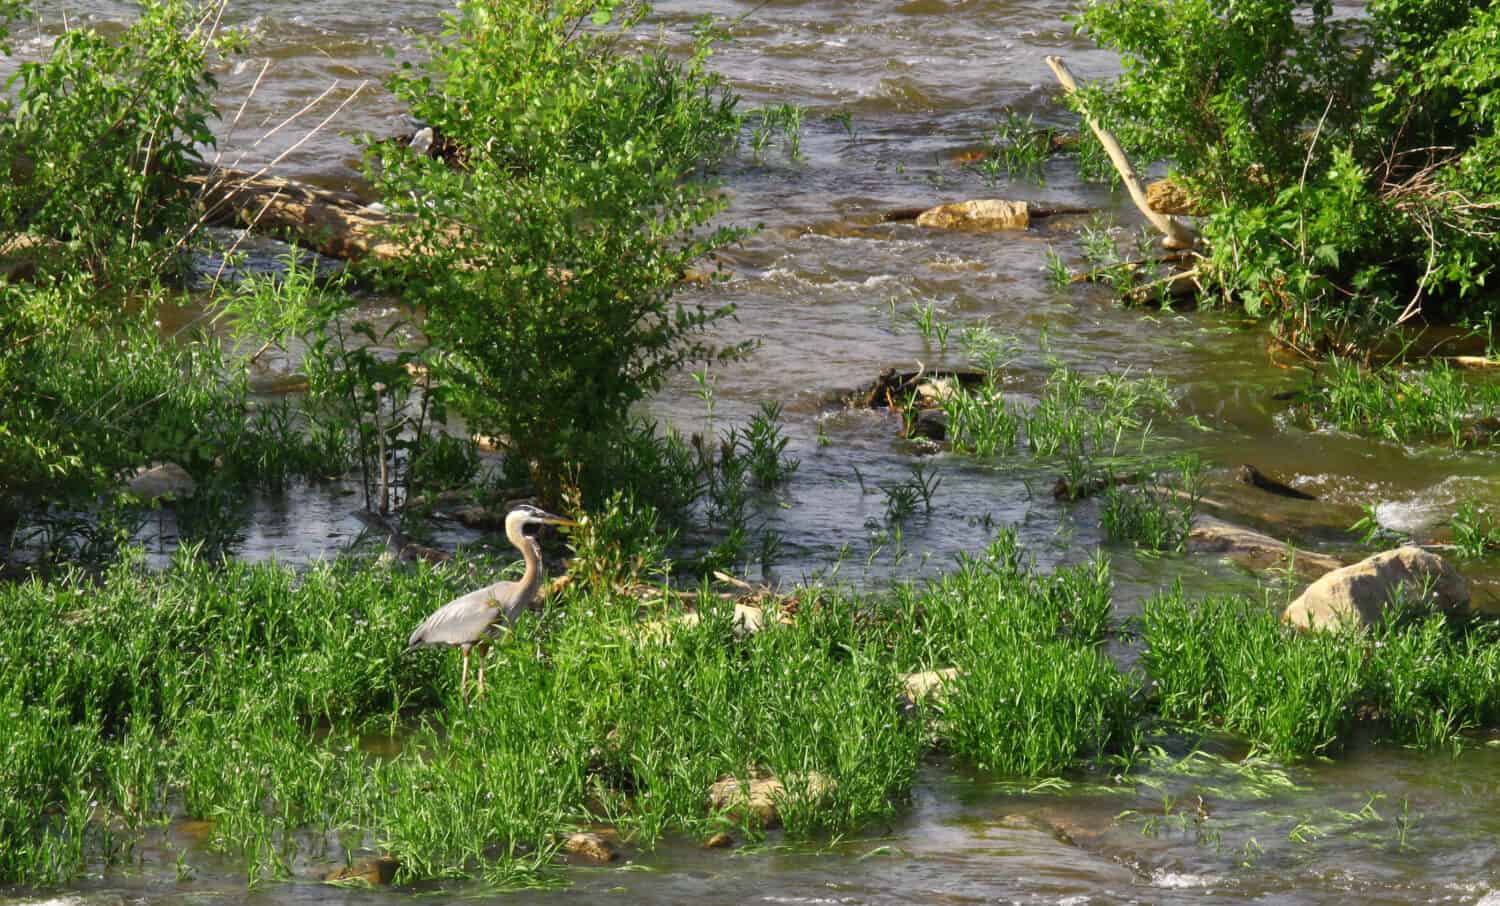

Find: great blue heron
<box><xmin>405</xmin><ymin>504</ymin><xmax>575</xmax><ymax>699</ymax></box>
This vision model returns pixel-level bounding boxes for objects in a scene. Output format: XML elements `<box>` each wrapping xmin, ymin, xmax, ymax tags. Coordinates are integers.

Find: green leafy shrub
<box><xmin>0</xmin><ymin>2</ymin><xmax>268</xmax><ymax>562</ymax></box>
<box><xmin>1073</xmin><ymin>0</ymin><xmax>1500</xmax><ymax>351</ymax></box>
<box><xmin>0</xmin><ymin>0</ymin><xmax>227</xmax><ymax>288</ymax></box>
<box><xmin>368</xmin><ymin>0</ymin><xmax>748</xmax><ymax>503</ymax></box>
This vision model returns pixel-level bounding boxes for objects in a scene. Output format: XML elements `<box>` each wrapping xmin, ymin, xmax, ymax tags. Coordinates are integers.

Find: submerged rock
<box><xmin>708</xmin><ymin>772</ymin><xmax>835</xmax><ymax>828</ymax></box>
<box><xmin>126</xmin><ymin>463</ymin><xmax>197</xmax><ymax>503</ymax></box>
<box><xmin>1187</xmin><ymin>516</ymin><xmax>1345</xmax><ymax>581</ymax></box>
<box><xmin>916</xmin><ymin>199</ymin><xmax>1030</xmax><ymax>231</ymax></box>
<box><xmin>908</xmin><ymin>410</ymin><xmax>949</xmax><ymax>442</ymax></box>
<box><xmin>1282</xmin><ymin>547</ymin><xmax>1471</xmax><ymax>631</ymax></box>
<box><xmin>562</xmin><ymin>831</ymin><xmax>619</xmax><ymax>863</ymax></box>
<box><xmin>323</xmin><ymin>856</ymin><xmax>399</xmax><ymax>886</ymax></box>
<box><xmin>1234</xmin><ymin>464</ymin><xmax>1317</xmax><ymax>501</ymax></box>
<box><xmin>247</xmin><ymin>371</ymin><xmax>309</xmax><ymax>394</ymax></box>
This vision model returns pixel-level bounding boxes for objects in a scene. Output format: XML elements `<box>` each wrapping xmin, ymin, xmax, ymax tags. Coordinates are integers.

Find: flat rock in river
<box><xmin>1187</xmin><ymin>516</ymin><xmax>1345</xmax><ymax>580</ymax></box>
<box><xmin>916</xmin><ymin>199</ymin><xmax>1030</xmax><ymax>231</ymax></box>
<box><xmin>1282</xmin><ymin>546</ymin><xmax>1470</xmax><ymax>631</ymax></box>
<box><xmin>323</xmin><ymin>856</ymin><xmax>399</xmax><ymax>886</ymax></box>
<box><xmin>562</xmin><ymin>831</ymin><xmax>619</xmax><ymax>863</ymax></box>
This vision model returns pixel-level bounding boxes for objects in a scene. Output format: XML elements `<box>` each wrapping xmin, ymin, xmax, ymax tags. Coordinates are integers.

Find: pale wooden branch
<box><xmin>1045</xmin><ymin>55</ymin><xmax>1198</xmax><ymax>250</ymax></box>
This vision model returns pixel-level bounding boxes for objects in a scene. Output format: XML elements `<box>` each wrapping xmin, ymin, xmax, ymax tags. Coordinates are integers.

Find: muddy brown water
<box><xmin>8</xmin><ymin>2</ymin><xmax>1500</xmax><ymax>903</ymax></box>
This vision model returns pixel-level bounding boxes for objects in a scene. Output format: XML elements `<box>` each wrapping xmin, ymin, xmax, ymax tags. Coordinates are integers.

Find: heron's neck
<box><xmin>505</xmin><ymin>519</ymin><xmax>543</xmax><ymax>604</ymax></box>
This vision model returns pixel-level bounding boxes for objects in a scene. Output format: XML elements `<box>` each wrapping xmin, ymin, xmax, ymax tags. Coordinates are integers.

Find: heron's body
<box><xmin>404</xmin><ymin>507</ymin><xmax>570</xmax><ymax>699</ymax></box>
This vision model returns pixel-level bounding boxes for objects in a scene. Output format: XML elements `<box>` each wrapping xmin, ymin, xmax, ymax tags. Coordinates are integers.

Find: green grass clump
<box><xmin>1140</xmin><ymin>591</ymin><xmax>1364</xmax><ymax>761</ymax></box>
<box><xmin>1300</xmin><ymin>358</ymin><xmax>1500</xmax><ymax>448</ymax></box>
<box><xmin>1141</xmin><ymin>588</ymin><xmax>1500</xmax><ymax>760</ymax></box>
<box><xmin>885</xmin><ymin>535</ymin><xmax>1137</xmax><ymax>774</ymax></box>
<box><xmin>1452</xmin><ymin>501</ymin><xmax>1500</xmax><ymax>559</ymax></box>
<box><xmin>1100</xmin><ymin>454</ymin><xmax>1205</xmax><ymax>552</ymax></box>
<box><xmin>939</xmin><ymin>364</ymin><xmax>1172</xmax><ymax>462</ymax></box>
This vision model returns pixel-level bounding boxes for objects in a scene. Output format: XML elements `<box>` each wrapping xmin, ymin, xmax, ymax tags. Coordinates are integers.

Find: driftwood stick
<box><xmin>1045</xmin><ymin>56</ymin><xmax>1198</xmax><ymax>250</ymax></box>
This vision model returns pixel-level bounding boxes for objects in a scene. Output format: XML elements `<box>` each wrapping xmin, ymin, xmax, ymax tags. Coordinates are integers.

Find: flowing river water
<box><xmin>10</xmin><ymin>1</ymin><xmax>1500</xmax><ymax>903</ymax></box>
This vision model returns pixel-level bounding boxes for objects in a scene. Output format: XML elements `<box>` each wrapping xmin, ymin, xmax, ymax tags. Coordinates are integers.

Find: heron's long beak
<box><xmin>537</xmin><ymin>511</ymin><xmax>577</xmax><ymax>528</ymax></box>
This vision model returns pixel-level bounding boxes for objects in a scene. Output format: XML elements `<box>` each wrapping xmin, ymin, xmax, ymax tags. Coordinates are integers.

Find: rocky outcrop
<box><xmin>634</xmin><ymin>603</ymin><xmax>782</xmax><ymax>643</ymax></box>
<box><xmin>916</xmin><ymin>199</ymin><xmax>1030</xmax><ymax>231</ymax></box>
<box><xmin>850</xmin><ymin>367</ymin><xmax>989</xmax><ymax>411</ymax></box>
<box><xmin>0</xmin><ymin>234</ymin><xmax>61</xmax><ymax>282</ymax></box>
<box><xmin>189</xmin><ymin>166</ymin><xmax>416</xmax><ymax>263</ymax></box>
<box><xmin>1145</xmin><ymin>178</ymin><xmax>1204</xmax><ymax>216</ymax></box>
<box><xmin>447</xmin><ymin>504</ymin><xmax>508</xmax><ymax>529</ymax></box>
<box><xmin>1282</xmin><ymin>547</ymin><xmax>1471</xmax><ymax>631</ymax></box>
<box><xmin>707</xmin><ymin>772</ymin><xmax>835</xmax><ymax>828</ymax></box>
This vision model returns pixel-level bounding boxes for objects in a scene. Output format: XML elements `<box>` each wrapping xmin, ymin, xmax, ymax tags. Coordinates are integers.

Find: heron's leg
<box><xmin>460</xmin><ymin>644</ymin><xmax>471</xmax><ymax>702</ymax></box>
<box><xmin>476</xmin><ymin>640</ymin><xmax>489</xmax><ymax>695</ymax></box>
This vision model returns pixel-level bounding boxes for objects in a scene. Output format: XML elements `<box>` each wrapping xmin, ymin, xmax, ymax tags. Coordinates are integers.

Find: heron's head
<box><xmin>507</xmin><ymin>504</ymin><xmax>577</xmax><ymax>533</ymax></box>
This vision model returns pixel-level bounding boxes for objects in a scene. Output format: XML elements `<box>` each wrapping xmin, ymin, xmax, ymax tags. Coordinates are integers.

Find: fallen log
<box><xmin>187</xmin><ymin>165</ymin><xmax>410</xmax><ymax>263</ymax></box>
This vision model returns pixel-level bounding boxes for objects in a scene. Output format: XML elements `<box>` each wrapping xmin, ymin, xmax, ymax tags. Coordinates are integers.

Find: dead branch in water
<box><xmin>1044</xmin><ymin>56</ymin><xmax>1198</xmax><ymax>251</ymax></box>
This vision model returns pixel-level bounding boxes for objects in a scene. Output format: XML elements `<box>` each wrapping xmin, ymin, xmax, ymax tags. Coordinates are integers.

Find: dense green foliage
<box><xmin>1074</xmin><ymin>0</ymin><xmax>1500</xmax><ymax>351</ymax></box>
<box><xmin>0</xmin><ymin>0</ymin><xmax>224</xmax><ymax>285</ymax></box>
<box><xmin>1</xmin><ymin>0</ymin><xmax>753</xmax><ymax>563</ymax></box>
<box><xmin>368</xmin><ymin>0</ymin><xmax>746</xmax><ymax>502</ymax></box>
<box><xmin>1142</xmin><ymin>589</ymin><xmax>1500</xmax><ymax>760</ymax></box>
<box><xmin>0</xmin><ymin>535</ymin><xmax>1135</xmax><ymax>886</ymax></box>
<box><xmin>0</xmin><ymin>1</ymin><xmax>255</xmax><ymax>554</ymax></box>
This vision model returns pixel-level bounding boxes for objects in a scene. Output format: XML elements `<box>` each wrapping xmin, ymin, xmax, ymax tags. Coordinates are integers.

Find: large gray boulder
<box><xmin>1282</xmin><ymin>547</ymin><xmax>1470</xmax><ymax>631</ymax></box>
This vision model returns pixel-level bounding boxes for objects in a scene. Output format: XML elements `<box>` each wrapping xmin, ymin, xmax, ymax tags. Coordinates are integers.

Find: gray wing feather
<box><xmin>406</xmin><ymin>581</ymin><xmax>524</xmax><ymax>650</ymax></box>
